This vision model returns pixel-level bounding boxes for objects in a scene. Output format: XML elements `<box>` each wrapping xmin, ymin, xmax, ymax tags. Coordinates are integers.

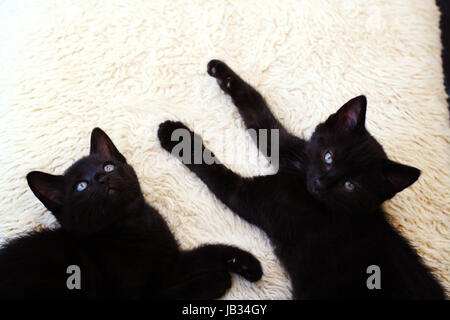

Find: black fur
<box><xmin>157</xmin><ymin>60</ymin><xmax>445</xmax><ymax>299</ymax></box>
<box><xmin>0</xmin><ymin>128</ymin><xmax>262</xmax><ymax>299</ymax></box>
<box><xmin>437</xmin><ymin>0</ymin><xmax>450</xmax><ymax>110</ymax></box>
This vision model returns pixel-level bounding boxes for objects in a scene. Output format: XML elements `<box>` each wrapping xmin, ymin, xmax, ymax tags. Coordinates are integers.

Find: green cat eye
<box><xmin>324</xmin><ymin>151</ymin><xmax>333</xmax><ymax>165</ymax></box>
<box><xmin>344</xmin><ymin>181</ymin><xmax>355</xmax><ymax>192</ymax></box>
<box><xmin>76</xmin><ymin>181</ymin><xmax>88</xmax><ymax>192</ymax></box>
<box><xmin>104</xmin><ymin>164</ymin><xmax>115</xmax><ymax>173</ymax></box>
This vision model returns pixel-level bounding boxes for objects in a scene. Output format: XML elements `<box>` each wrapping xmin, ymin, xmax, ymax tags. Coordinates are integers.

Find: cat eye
<box><xmin>104</xmin><ymin>163</ymin><xmax>115</xmax><ymax>173</ymax></box>
<box><xmin>324</xmin><ymin>151</ymin><xmax>333</xmax><ymax>165</ymax></box>
<box><xmin>76</xmin><ymin>181</ymin><xmax>88</xmax><ymax>192</ymax></box>
<box><xmin>344</xmin><ymin>181</ymin><xmax>355</xmax><ymax>192</ymax></box>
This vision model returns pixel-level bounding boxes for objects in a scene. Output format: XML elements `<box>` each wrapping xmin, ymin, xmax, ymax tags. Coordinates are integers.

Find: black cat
<box><xmin>157</xmin><ymin>60</ymin><xmax>445</xmax><ymax>299</ymax></box>
<box><xmin>0</xmin><ymin>128</ymin><xmax>262</xmax><ymax>299</ymax></box>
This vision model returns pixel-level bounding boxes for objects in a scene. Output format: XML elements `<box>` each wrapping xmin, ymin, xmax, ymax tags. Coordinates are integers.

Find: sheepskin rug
<box><xmin>0</xmin><ymin>0</ymin><xmax>448</xmax><ymax>299</ymax></box>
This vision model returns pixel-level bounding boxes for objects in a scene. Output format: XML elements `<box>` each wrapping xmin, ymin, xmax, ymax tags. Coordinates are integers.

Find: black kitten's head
<box><xmin>27</xmin><ymin>128</ymin><xmax>142</xmax><ymax>235</ymax></box>
<box><xmin>305</xmin><ymin>95</ymin><xmax>420</xmax><ymax>214</ymax></box>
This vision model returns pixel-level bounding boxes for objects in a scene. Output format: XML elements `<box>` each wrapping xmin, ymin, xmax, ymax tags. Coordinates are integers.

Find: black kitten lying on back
<box><xmin>158</xmin><ymin>60</ymin><xmax>445</xmax><ymax>299</ymax></box>
<box><xmin>0</xmin><ymin>128</ymin><xmax>262</xmax><ymax>299</ymax></box>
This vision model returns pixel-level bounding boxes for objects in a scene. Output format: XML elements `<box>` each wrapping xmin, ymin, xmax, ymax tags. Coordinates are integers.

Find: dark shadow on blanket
<box><xmin>436</xmin><ymin>0</ymin><xmax>449</xmax><ymax>113</ymax></box>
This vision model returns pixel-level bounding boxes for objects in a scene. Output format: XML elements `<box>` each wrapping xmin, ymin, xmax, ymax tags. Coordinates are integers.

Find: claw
<box><xmin>227</xmin><ymin>257</ymin><xmax>236</xmax><ymax>264</ymax></box>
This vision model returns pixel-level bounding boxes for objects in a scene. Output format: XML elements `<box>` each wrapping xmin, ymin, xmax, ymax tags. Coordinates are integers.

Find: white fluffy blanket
<box><xmin>0</xmin><ymin>0</ymin><xmax>448</xmax><ymax>299</ymax></box>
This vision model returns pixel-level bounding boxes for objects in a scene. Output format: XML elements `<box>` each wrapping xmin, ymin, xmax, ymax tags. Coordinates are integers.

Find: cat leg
<box><xmin>158</xmin><ymin>120</ymin><xmax>275</xmax><ymax>228</ymax></box>
<box><xmin>207</xmin><ymin>59</ymin><xmax>306</xmax><ymax>169</ymax></box>
<box><xmin>207</xmin><ymin>59</ymin><xmax>287</xmax><ymax>135</ymax></box>
<box><xmin>180</xmin><ymin>244</ymin><xmax>263</xmax><ymax>283</ymax></box>
<box><xmin>160</xmin><ymin>244</ymin><xmax>262</xmax><ymax>299</ymax></box>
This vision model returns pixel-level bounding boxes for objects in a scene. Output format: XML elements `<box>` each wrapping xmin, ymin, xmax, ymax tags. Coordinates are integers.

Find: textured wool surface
<box><xmin>0</xmin><ymin>0</ymin><xmax>449</xmax><ymax>299</ymax></box>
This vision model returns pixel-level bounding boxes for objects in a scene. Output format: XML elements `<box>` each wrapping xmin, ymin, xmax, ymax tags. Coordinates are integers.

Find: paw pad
<box><xmin>226</xmin><ymin>77</ymin><xmax>232</xmax><ymax>89</ymax></box>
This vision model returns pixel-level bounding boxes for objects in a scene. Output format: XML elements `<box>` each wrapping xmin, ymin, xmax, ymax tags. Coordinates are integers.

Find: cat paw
<box><xmin>207</xmin><ymin>60</ymin><xmax>240</xmax><ymax>94</ymax></box>
<box><xmin>226</xmin><ymin>251</ymin><xmax>263</xmax><ymax>282</ymax></box>
<box><xmin>207</xmin><ymin>59</ymin><xmax>227</xmax><ymax>77</ymax></box>
<box><xmin>157</xmin><ymin>120</ymin><xmax>191</xmax><ymax>153</ymax></box>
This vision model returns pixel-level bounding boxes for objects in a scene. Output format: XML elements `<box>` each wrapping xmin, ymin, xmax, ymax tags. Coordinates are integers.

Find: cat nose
<box><xmin>313</xmin><ymin>178</ymin><xmax>324</xmax><ymax>191</ymax></box>
<box><xmin>95</xmin><ymin>173</ymin><xmax>108</xmax><ymax>184</ymax></box>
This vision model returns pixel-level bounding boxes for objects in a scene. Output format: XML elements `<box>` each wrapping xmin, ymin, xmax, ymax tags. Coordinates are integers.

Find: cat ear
<box><xmin>90</xmin><ymin>128</ymin><xmax>126</xmax><ymax>162</ymax></box>
<box><xmin>332</xmin><ymin>95</ymin><xmax>367</xmax><ymax>131</ymax></box>
<box><xmin>382</xmin><ymin>160</ymin><xmax>421</xmax><ymax>199</ymax></box>
<box><xmin>27</xmin><ymin>171</ymin><xmax>65</xmax><ymax>214</ymax></box>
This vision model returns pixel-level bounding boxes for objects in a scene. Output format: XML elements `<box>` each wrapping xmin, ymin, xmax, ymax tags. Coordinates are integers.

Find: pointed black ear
<box><xmin>382</xmin><ymin>160</ymin><xmax>421</xmax><ymax>199</ymax></box>
<box><xmin>90</xmin><ymin>128</ymin><xmax>126</xmax><ymax>162</ymax></box>
<box><xmin>332</xmin><ymin>95</ymin><xmax>367</xmax><ymax>131</ymax></box>
<box><xmin>27</xmin><ymin>171</ymin><xmax>65</xmax><ymax>214</ymax></box>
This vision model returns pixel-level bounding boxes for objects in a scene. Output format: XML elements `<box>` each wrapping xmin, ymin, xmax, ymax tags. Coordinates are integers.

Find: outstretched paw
<box><xmin>226</xmin><ymin>251</ymin><xmax>263</xmax><ymax>282</ymax></box>
<box><xmin>157</xmin><ymin>120</ymin><xmax>191</xmax><ymax>153</ymax></box>
<box><xmin>207</xmin><ymin>59</ymin><xmax>227</xmax><ymax>77</ymax></box>
<box><xmin>207</xmin><ymin>59</ymin><xmax>242</xmax><ymax>95</ymax></box>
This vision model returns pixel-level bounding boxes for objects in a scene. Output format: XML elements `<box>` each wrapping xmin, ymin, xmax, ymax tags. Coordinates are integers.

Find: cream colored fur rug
<box><xmin>0</xmin><ymin>0</ymin><xmax>448</xmax><ymax>299</ymax></box>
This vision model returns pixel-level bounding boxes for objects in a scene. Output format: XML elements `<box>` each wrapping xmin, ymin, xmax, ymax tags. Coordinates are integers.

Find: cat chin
<box><xmin>307</xmin><ymin>188</ymin><xmax>322</xmax><ymax>200</ymax></box>
<box><xmin>306</xmin><ymin>188</ymin><xmax>346</xmax><ymax>213</ymax></box>
<box><xmin>107</xmin><ymin>188</ymin><xmax>118</xmax><ymax>196</ymax></box>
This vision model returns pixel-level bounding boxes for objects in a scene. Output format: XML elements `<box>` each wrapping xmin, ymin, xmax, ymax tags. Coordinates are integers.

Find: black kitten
<box><xmin>0</xmin><ymin>128</ymin><xmax>262</xmax><ymax>299</ymax></box>
<box><xmin>157</xmin><ymin>60</ymin><xmax>445</xmax><ymax>299</ymax></box>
